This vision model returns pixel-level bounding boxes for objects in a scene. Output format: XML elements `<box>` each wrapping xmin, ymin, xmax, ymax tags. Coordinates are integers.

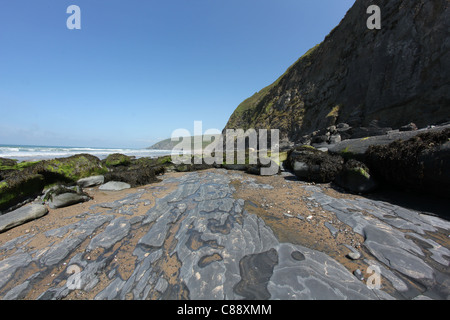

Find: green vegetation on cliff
<box><xmin>227</xmin><ymin>43</ymin><xmax>321</xmax><ymax>130</ymax></box>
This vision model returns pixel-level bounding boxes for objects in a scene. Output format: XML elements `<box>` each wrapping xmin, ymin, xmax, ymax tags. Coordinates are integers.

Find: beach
<box><xmin>1</xmin><ymin>168</ymin><xmax>449</xmax><ymax>300</ymax></box>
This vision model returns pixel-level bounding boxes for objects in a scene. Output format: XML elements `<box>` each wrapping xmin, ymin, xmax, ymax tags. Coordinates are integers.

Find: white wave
<box><xmin>0</xmin><ymin>145</ymin><xmax>172</xmax><ymax>162</ymax></box>
<box><xmin>0</xmin><ymin>147</ymin><xmax>20</xmax><ymax>153</ymax></box>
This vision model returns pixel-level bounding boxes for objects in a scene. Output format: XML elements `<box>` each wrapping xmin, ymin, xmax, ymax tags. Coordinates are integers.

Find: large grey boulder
<box><xmin>77</xmin><ymin>175</ymin><xmax>105</xmax><ymax>188</ymax></box>
<box><xmin>99</xmin><ymin>181</ymin><xmax>131</xmax><ymax>191</ymax></box>
<box><xmin>0</xmin><ymin>204</ymin><xmax>48</xmax><ymax>233</ymax></box>
<box><xmin>48</xmin><ymin>193</ymin><xmax>91</xmax><ymax>209</ymax></box>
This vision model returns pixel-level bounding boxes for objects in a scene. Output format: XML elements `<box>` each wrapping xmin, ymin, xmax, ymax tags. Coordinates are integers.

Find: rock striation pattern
<box><xmin>0</xmin><ymin>170</ymin><xmax>449</xmax><ymax>300</ymax></box>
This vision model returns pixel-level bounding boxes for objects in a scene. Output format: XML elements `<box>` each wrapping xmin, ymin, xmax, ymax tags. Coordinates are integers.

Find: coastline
<box><xmin>1</xmin><ymin>125</ymin><xmax>449</xmax><ymax>300</ymax></box>
<box><xmin>0</xmin><ymin>145</ymin><xmax>173</xmax><ymax>163</ymax></box>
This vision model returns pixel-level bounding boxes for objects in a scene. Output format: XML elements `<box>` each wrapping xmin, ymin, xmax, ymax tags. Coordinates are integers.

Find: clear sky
<box><xmin>0</xmin><ymin>0</ymin><xmax>355</xmax><ymax>148</ymax></box>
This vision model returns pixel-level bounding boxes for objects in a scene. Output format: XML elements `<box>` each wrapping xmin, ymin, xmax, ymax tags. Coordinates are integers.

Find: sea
<box><xmin>0</xmin><ymin>145</ymin><xmax>173</xmax><ymax>162</ymax></box>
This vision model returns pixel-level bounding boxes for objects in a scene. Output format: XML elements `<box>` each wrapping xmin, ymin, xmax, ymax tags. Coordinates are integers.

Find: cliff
<box><xmin>224</xmin><ymin>0</ymin><xmax>450</xmax><ymax>142</ymax></box>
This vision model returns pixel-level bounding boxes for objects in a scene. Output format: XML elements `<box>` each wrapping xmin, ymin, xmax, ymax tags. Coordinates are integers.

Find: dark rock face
<box><xmin>225</xmin><ymin>0</ymin><xmax>450</xmax><ymax>142</ymax></box>
<box><xmin>365</xmin><ymin>128</ymin><xmax>450</xmax><ymax>197</ymax></box>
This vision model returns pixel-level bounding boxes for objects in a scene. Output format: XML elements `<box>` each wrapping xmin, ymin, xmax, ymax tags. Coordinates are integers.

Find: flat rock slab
<box><xmin>0</xmin><ymin>205</ymin><xmax>48</xmax><ymax>233</ymax></box>
<box><xmin>328</xmin><ymin>124</ymin><xmax>450</xmax><ymax>159</ymax></box>
<box><xmin>99</xmin><ymin>181</ymin><xmax>131</xmax><ymax>191</ymax></box>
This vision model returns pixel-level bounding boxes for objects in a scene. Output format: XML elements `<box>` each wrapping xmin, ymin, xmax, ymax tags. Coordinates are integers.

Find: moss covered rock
<box><xmin>103</xmin><ymin>155</ymin><xmax>176</xmax><ymax>187</ymax></box>
<box><xmin>104</xmin><ymin>153</ymin><xmax>132</xmax><ymax>167</ymax></box>
<box><xmin>334</xmin><ymin>159</ymin><xmax>378</xmax><ymax>194</ymax></box>
<box><xmin>365</xmin><ymin>128</ymin><xmax>450</xmax><ymax>197</ymax></box>
<box><xmin>287</xmin><ymin>145</ymin><xmax>343</xmax><ymax>183</ymax></box>
<box><xmin>104</xmin><ymin>166</ymin><xmax>160</xmax><ymax>188</ymax></box>
<box><xmin>41</xmin><ymin>154</ymin><xmax>107</xmax><ymax>182</ymax></box>
<box><xmin>0</xmin><ymin>157</ymin><xmax>18</xmax><ymax>169</ymax></box>
<box><xmin>0</xmin><ymin>154</ymin><xmax>107</xmax><ymax>212</ymax></box>
<box><xmin>0</xmin><ymin>174</ymin><xmax>45</xmax><ymax>212</ymax></box>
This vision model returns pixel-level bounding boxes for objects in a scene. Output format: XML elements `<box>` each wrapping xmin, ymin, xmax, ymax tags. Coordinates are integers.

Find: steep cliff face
<box><xmin>224</xmin><ymin>0</ymin><xmax>450</xmax><ymax>142</ymax></box>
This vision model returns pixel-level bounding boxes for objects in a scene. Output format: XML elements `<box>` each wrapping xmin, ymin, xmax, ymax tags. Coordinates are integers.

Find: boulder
<box><xmin>0</xmin><ymin>204</ymin><xmax>48</xmax><ymax>233</ymax></box>
<box><xmin>99</xmin><ymin>181</ymin><xmax>131</xmax><ymax>191</ymax></box>
<box><xmin>334</xmin><ymin>159</ymin><xmax>378</xmax><ymax>194</ymax></box>
<box><xmin>104</xmin><ymin>167</ymin><xmax>159</xmax><ymax>187</ymax></box>
<box><xmin>103</xmin><ymin>155</ymin><xmax>174</xmax><ymax>187</ymax></box>
<box><xmin>0</xmin><ymin>174</ymin><xmax>45</xmax><ymax>213</ymax></box>
<box><xmin>0</xmin><ymin>157</ymin><xmax>18</xmax><ymax>168</ymax></box>
<box><xmin>77</xmin><ymin>175</ymin><xmax>105</xmax><ymax>188</ymax></box>
<box><xmin>48</xmin><ymin>193</ymin><xmax>91</xmax><ymax>209</ymax></box>
<box><xmin>39</xmin><ymin>154</ymin><xmax>107</xmax><ymax>183</ymax></box>
<box><xmin>287</xmin><ymin>146</ymin><xmax>343</xmax><ymax>183</ymax></box>
<box><xmin>365</xmin><ymin>128</ymin><xmax>450</xmax><ymax>198</ymax></box>
<box><xmin>104</xmin><ymin>153</ymin><xmax>132</xmax><ymax>167</ymax></box>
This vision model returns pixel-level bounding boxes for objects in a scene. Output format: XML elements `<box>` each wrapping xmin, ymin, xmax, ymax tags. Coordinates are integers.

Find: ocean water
<box><xmin>0</xmin><ymin>145</ymin><xmax>173</xmax><ymax>162</ymax></box>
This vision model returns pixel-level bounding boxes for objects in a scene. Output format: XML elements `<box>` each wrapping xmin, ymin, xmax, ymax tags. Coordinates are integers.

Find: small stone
<box><xmin>347</xmin><ymin>252</ymin><xmax>362</xmax><ymax>260</ymax></box>
<box><xmin>291</xmin><ymin>251</ymin><xmax>306</xmax><ymax>261</ymax></box>
<box><xmin>353</xmin><ymin>269</ymin><xmax>364</xmax><ymax>281</ymax></box>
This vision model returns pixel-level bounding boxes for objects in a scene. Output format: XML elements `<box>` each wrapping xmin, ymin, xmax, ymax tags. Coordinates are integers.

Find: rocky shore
<box><xmin>1</xmin><ymin>125</ymin><xmax>449</xmax><ymax>300</ymax></box>
<box><xmin>0</xmin><ymin>168</ymin><xmax>449</xmax><ymax>300</ymax></box>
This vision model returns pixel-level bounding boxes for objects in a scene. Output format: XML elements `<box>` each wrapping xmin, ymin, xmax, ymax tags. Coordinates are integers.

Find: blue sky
<box><xmin>0</xmin><ymin>0</ymin><xmax>355</xmax><ymax>148</ymax></box>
